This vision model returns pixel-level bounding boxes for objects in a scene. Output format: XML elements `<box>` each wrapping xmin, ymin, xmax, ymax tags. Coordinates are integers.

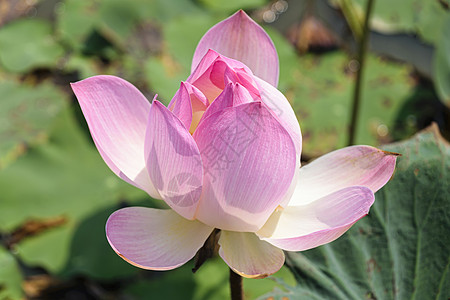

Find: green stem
<box><xmin>229</xmin><ymin>268</ymin><xmax>243</xmax><ymax>300</ymax></box>
<box><xmin>347</xmin><ymin>0</ymin><xmax>374</xmax><ymax>146</ymax></box>
<box><xmin>340</xmin><ymin>0</ymin><xmax>363</xmax><ymax>39</ymax></box>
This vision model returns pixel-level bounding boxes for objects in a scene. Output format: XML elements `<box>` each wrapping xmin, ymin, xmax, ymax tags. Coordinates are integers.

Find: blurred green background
<box><xmin>0</xmin><ymin>0</ymin><xmax>449</xmax><ymax>299</ymax></box>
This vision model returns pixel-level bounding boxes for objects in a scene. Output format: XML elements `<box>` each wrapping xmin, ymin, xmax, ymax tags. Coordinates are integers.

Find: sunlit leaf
<box><xmin>98</xmin><ymin>0</ymin><xmax>140</xmax><ymax>47</ymax></box>
<box><xmin>0</xmin><ymin>80</ymin><xmax>66</xmax><ymax>169</ymax></box>
<box><xmin>56</xmin><ymin>0</ymin><xmax>98</xmax><ymax>51</ymax></box>
<box><xmin>0</xmin><ymin>19</ymin><xmax>64</xmax><ymax>73</ymax></box>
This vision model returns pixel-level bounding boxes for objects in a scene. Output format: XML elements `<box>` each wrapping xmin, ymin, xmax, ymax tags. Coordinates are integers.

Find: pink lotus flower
<box><xmin>71</xmin><ymin>10</ymin><xmax>397</xmax><ymax>278</ymax></box>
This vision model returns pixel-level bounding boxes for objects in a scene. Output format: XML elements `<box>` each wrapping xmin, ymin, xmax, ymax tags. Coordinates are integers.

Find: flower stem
<box><xmin>339</xmin><ymin>0</ymin><xmax>363</xmax><ymax>39</ymax></box>
<box><xmin>229</xmin><ymin>268</ymin><xmax>243</xmax><ymax>300</ymax></box>
<box><xmin>347</xmin><ymin>0</ymin><xmax>374</xmax><ymax>146</ymax></box>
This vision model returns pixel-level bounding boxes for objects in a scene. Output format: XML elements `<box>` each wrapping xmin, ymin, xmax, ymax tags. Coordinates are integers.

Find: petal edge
<box><xmin>289</xmin><ymin>145</ymin><xmax>397</xmax><ymax>206</ymax></box>
<box><xmin>145</xmin><ymin>101</ymin><xmax>203</xmax><ymax>220</ymax></box>
<box><xmin>218</xmin><ymin>231</ymin><xmax>285</xmax><ymax>279</ymax></box>
<box><xmin>106</xmin><ymin>207</ymin><xmax>213</xmax><ymax>270</ymax></box>
<box><xmin>192</xmin><ymin>10</ymin><xmax>279</xmax><ymax>87</ymax></box>
<box><xmin>71</xmin><ymin>75</ymin><xmax>160</xmax><ymax>199</ymax></box>
<box><xmin>258</xmin><ymin>186</ymin><xmax>375</xmax><ymax>251</ymax></box>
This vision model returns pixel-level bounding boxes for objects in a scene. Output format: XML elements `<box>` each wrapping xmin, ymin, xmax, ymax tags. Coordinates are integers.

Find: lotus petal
<box><xmin>193</xmin><ymin>102</ymin><xmax>296</xmax><ymax>232</ymax></box>
<box><xmin>289</xmin><ymin>146</ymin><xmax>397</xmax><ymax>206</ymax></box>
<box><xmin>258</xmin><ymin>186</ymin><xmax>374</xmax><ymax>251</ymax></box>
<box><xmin>71</xmin><ymin>75</ymin><xmax>160</xmax><ymax>198</ymax></box>
<box><xmin>145</xmin><ymin>101</ymin><xmax>203</xmax><ymax>220</ymax></box>
<box><xmin>219</xmin><ymin>231</ymin><xmax>285</xmax><ymax>278</ymax></box>
<box><xmin>192</xmin><ymin>10</ymin><xmax>279</xmax><ymax>87</ymax></box>
<box><xmin>106</xmin><ymin>207</ymin><xmax>213</xmax><ymax>270</ymax></box>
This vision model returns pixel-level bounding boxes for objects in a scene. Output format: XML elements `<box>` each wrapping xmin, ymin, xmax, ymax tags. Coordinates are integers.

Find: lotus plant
<box><xmin>71</xmin><ymin>10</ymin><xmax>397</xmax><ymax>279</ymax></box>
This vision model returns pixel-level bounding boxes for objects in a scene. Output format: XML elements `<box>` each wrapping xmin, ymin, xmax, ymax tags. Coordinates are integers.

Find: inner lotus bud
<box><xmin>170</xmin><ymin>55</ymin><xmax>263</xmax><ymax>135</ymax></box>
<box><xmin>191</xmin><ymin>55</ymin><xmax>260</xmax><ymax>104</ymax></box>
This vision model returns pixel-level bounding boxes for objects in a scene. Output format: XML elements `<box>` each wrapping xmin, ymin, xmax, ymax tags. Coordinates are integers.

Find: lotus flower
<box><xmin>71</xmin><ymin>10</ymin><xmax>397</xmax><ymax>278</ymax></box>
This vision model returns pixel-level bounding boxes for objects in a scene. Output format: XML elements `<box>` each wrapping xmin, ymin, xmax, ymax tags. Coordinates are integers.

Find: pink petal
<box><xmin>289</xmin><ymin>146</ymin><xmax>398</xmax><ymax>206</ymax></box>
<box><xmin>106</xmin><ymin>207</ymin><xmax>213</xmax><ymax>270</ymax></box>
<box><xmin>209</xmin><ymin>59</ymin><xmax>231</xmax><ymax>90</ymax></box>
<box><xmin>278</xmin><ymin>161</ymin><xmax>301</xmax><ymax>208</ymax></box>
<box><xmin>257</xmin><ymin>186</ymin><xmax>374</xmax><ymax>251</ymax></box>
<box><xmin>192</xmin><ymin>10</ymin><xmax>279</xmax><ymax>87</ymax></box>
<box><xmin>189</xmin><ymin>84</ymin><xmax>209</xmax><ymax>109</ymax></box>
<box><xmin>192</xmin><ymin>102</ymin><xmax>297</xmax><ymax>232</ymax></box>
<box><xmin>188</xmin><ymin>49</ymin><xmax>220</xmax><ymax>84</ymax></box>
<box><xmin>233</xmin><ymin>69</ymin><xmax>260</xmax><ymax>99</ymax></box>
<box><xmin>233</xmin><ymin>82</ymin><xmax>256</xmax><ymax>104</ymax></box>
<box><xmin>189</xmin><ymin>50</ymin><xmax>259</xmax><ymax>103</ymax></box>
<box><xmin>199</xmin><ymin>83</ymin><xmax>235</xmax><ymax>118</ymax></box>
<box><xmin>191</xmin><ymin>58</ymin><xmax>226</xmax><ymax>102</ymax></box>
<box><xmin>168</xmin><ymin>82</ymin><xmax>193</xmax><ymax>130</ymax></box>
<box><xmin>168</xmin><ymin>82</ymin><xmax>208</xmax><ymax>133</ymax></box>
<box><xmin>71</xmin><ymin>75</ymin><xmax>160</xmax><ymax>199</ymax></box>
<box><xmin>218</xmin><ymin>231</ymin><xmax>285</xmax><ymax>279</ymax></box>
<box><xmin>209</xmin><ymin>61</ymin><xmax>259</xmax><ymax>98</ymax></box>
<box><xmin>190</xmin><ymin>56</ymin><xmax>251</xmax><ymax>102</ymax></box>
<box><xmin>254</xmin><ymin>77</ymin><xmax>302</xmax><ymax>154</ymax></box>
<box><xmin>196</xmin><ymin>82</ymin><xmax>253</xmax><ymax>129</ymax></box>
<box><xmin>145</xmin><ymin>101</ymin><xmax>203</xmax><ymax>220</ymax></box>
<box><xmin>188</xmin><ymin>49</ymin><xmax>254</xmax><ymax>85</ymax></box>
